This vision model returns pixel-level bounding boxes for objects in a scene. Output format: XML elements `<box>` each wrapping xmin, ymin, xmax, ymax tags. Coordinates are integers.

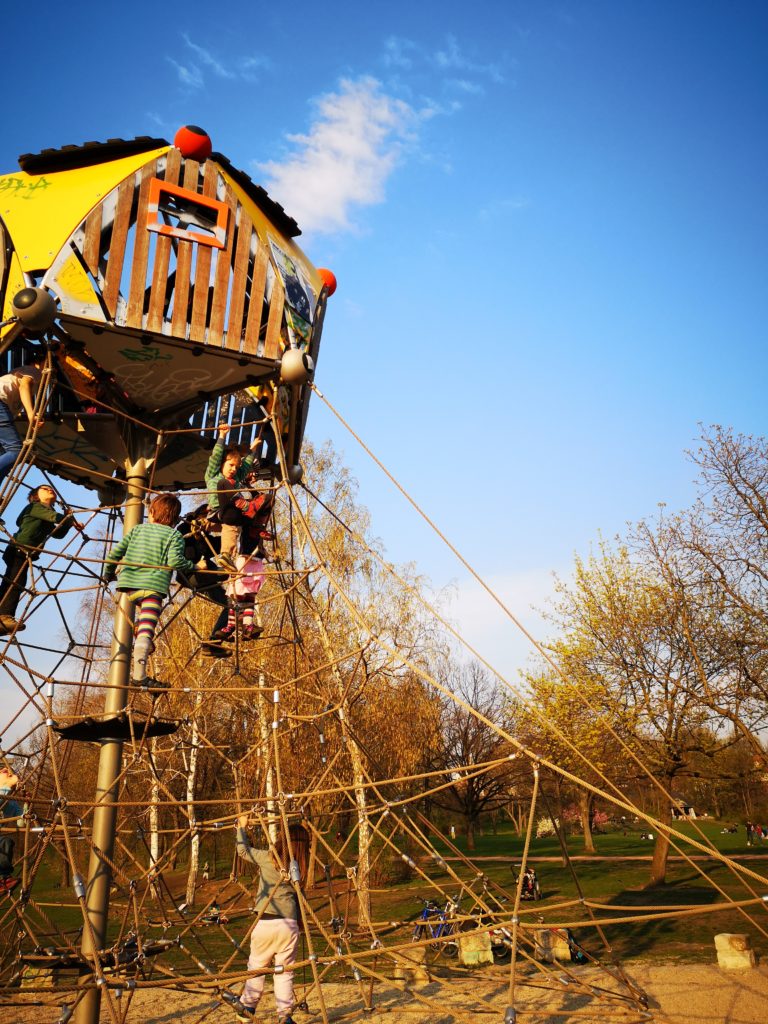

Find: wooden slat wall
<box><xmin>169</xmin><ymin>159</ymin><xmax>201</xmax><ymax>338</ymax></box>
<box><xmin>224</xmin><ymin>213</ymin><xmax>254</xmax><ymax>351</ymax></box>
<box><xmin>242</xmin><ymin>240</ymin><xmax>269</xmax><ymax>356</ymax></box>
<box><xmin>208</xmin><ymin>194</ymin><xmax>237</xmax><ymax>345</ymax></box>
<box><xmin>189</xmin><ymin>161</ymin><xmax>219</xmax><ymax>342</ymax></box>
<box><xmin>72</xmin><ymin>151</ymin><xmax>292</xmax><ymax>361</ymax></box>
<box><xmin>263</xmin><ymin>274</ymin><xmax>285</xmax><ymax>360</ymax></box>
<box><xmin>102</xmin><ymin>178</ymin><xmax>135</xmax><ymax>318</ymax></box>
<box><xmin>82</xmin><ymin>209</ymin><xmax>102</xmax><ymax>278</ymax></box>
<box><xmin>125</xmin><ymin>162</ymin><xmax>159</xmax><ymax>328</ymax></box>
<box><xmin>146</xmin><ymin>148</ymin><xmax>182</xmax><ymax>334</ymax></box>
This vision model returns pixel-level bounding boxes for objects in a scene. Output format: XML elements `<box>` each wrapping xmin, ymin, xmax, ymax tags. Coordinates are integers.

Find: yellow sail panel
<box><xmin>0</xmin><ymin>251</ymin><xmax>26</xmax><ymax>338</ymax></box>
<box><xmin>0</xmin><ymin>147</ymin><xmax>169</xmax><ymax>272</ymax></box>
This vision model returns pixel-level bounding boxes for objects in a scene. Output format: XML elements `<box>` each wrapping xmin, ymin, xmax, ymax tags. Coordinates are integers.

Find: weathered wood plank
<box><xmin>146</xmin><ymin>148</ymin><xmax>182</xmax><ymax>334</ymax></box>
<box><xmin>125</xmin><ymin>161</ymin><xmax>159</xmax><ymax>329</ymax></box>
<box><xmin>208</xmin><ymin>194</ymin><xmax>238</xmax><ymax>345</ymax></box>
<box><xmin>169</xmin><ymin>159</ymin><xmax>201</xmax><ymax>338</ymax></box>
<box><xmin>242</xmin><ymin>237</ymin><xmax>269</xmax><ymax>356</ymax></box>
<box><xmin>224</xmin><ymin>213</ymin><xmax>254</xmax><ymax>351</ymax></box>
<box><xmin>102</xmin><ymin>177</ymin><xmax>136</xmax><ymax>319</ymax></box>
<box><xmin>82</xmin><ymin>208</ymin><xmax>102</xmax><ymax>278</ymax></box>
<box><xmin>189</xmin><ymin>162</ymin><xmax>219</xmax><ymax>343</ymax></box>
<box><xmin>262</xmin><ymin>273</ymin><xmax>285</xmax><ymax>360</ymax></box>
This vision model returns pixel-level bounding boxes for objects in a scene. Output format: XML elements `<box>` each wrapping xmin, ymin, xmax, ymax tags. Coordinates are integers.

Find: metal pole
<box><xmin>75</xmin><ymin>458</ymin><xmax>146</xmax><ymax>1024</ymax></box>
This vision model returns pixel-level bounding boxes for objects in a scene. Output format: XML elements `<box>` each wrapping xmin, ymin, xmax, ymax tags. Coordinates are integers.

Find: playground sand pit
<box><xmin>4</xmin><ymin>961</ymin><xmax>768</xmax><ymax>1023</ymax></box>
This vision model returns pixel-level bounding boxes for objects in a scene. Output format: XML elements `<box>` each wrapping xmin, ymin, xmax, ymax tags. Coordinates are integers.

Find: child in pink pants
<box><xmin>235</xmin><ymin>816</ymin><xmax>310</xmax><ymax>1024</ymax></box>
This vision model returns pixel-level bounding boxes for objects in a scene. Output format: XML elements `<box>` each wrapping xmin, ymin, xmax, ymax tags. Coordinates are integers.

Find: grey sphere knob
<box><xmin>280</xmin><ymin>348</ymin><xmax>314</xmax><ymax>385</ymax></box>
<box><xmin>12</xmin><ymin>288</ymin><xmax>57</xmax><ymax>331</ymax></box>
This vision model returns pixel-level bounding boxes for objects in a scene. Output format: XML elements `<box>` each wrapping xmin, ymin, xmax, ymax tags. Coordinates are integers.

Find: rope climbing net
<box><xmin>0</xmin><ymin>374</ymin><xmax>765</xmax><ymax>1024</ymax></box>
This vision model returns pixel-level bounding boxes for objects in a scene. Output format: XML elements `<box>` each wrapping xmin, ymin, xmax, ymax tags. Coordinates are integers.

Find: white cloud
<box><xmin>382</xmin><ymin>35</ymin><xmax>418</xmax><ymax>69</ymax></box>
<box><xmin>449</xmin><ymin>78</ymin><xmax>485</xmax><ymax>95</ymax></box>
<box><xmin>167</xmin><ymin>36</ymin><xmax>270</xmax><ymax>90</ymax></box>
<box><xmin>258</xmin><ymin>77</ymin><xmax>415</xmax><ymax>236</ymax></box>
<box><xmin>182</xmin><ymin>34</ymin><xmax>235</xmax><ymax>79</ymax></box>
<box><xmin>432</xmin><ymin>35</ymin><xmax>505</xmax><ymax>84</ymax></box>
<box><xmin>166</xmin><ymin>57</ymin><xmax>204</xmax><ymax>90</ymax></box>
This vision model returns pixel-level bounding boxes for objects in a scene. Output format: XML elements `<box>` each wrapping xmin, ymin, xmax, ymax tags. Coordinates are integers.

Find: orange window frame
<box><xmin>146</xmin><ymin>178</ymin><xmax>229</xmax><ymax>249</ymax></box>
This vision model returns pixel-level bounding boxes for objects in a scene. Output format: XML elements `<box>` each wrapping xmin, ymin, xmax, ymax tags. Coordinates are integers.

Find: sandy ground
<box><xmin>3</xmin><ymin>961</ymin><xmax>768</xmax><ymax>1024</ymax></box>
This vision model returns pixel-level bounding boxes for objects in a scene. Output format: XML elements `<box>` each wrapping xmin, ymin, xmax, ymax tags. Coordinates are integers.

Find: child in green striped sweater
<box><xmin>102</xmin><ymin>494</ymin><xmax>194</xmax><ymax>687</ymax></box>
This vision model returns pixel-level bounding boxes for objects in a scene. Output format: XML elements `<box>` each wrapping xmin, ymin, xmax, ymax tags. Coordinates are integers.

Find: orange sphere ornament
<box><xmin>317</xmin><ymin>268</ymin><xmax>337</xmax><ymax>297</ymax></box>
<box><xmin>174</xmin><ymin>125</ymin><xmax>213</xmax><ymax>160</ymax></box>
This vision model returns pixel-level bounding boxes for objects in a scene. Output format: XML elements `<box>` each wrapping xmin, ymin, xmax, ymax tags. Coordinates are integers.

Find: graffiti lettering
<box><xmin>118</xmin><ymin>346</ymin><xmax>173</xmax><ymax>363</ymax></box>
<box><xmin>0</xmin><ymin>176</ymin><xmax>52</xmax><ymax>199</ymax></box>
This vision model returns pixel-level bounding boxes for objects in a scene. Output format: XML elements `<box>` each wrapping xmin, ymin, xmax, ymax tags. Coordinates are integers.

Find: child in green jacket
<box><xmin>102</xmin><ymin>493</ymin><xmax>194</xmax><ymax>687</ymax></box>
<box><xmin>0</xmin><ymin>484</ymin><xmax>81</xmax><ymax>635</ymax></box>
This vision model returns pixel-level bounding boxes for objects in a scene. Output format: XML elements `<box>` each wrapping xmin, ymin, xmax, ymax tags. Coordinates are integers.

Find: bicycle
<box><xmin>411</xmin><ymin>895</ymin><xmax>462</xmax><ymax>958</ymax></box>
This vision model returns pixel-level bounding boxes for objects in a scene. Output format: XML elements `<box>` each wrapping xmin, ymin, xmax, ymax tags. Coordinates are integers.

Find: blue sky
<box><xmin>2</xmin><ymin>1</ymin><xmax>767</xmax><ymax>683</ymax></box>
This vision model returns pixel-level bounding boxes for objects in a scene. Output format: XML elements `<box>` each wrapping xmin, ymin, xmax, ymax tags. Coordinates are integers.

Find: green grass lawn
<box><xmin>8</xmin><ymin>819</ymin><xmax>768</xmax><ymax>982</ymax></box>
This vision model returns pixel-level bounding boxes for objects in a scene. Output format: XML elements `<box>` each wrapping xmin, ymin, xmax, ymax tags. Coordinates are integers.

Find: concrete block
<box><xmin>534</xmin><ymin>928</ymin><xmax>572</xmax><ymax>962</ymax></box>
<box><xmin>394</xmin><ymin>943</ymin><xmax>430</xmax><ymax>984</ymax></box>
<box><xmin>534</xmin><ymin>928</ymin><xmax>555</xmax><ymax>963</ymax></box>
<box><xmin>21</xmin><ymin>965</ymin><xmax>58</xmax><ymax>988</ymax></box>
<box><xmin>458</xmin><ymin>929</ymin><xmax>494</xmax><ymax>966</ymax></box>
<box><xmin>714</xmin><ymin>933</ymin><xmax>756</xmax><ymax>969</ymax></box>
<box><xmin>550</xmin><ymin>929</ymin><xmax>573</xmax><ymax>961</ymax></box>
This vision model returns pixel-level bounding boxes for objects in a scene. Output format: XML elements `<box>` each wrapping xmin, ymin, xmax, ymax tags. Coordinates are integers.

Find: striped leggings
<box><xmin>127</xmin><ymin>590</ymin><xmax>163</xmax><ymax>683</ymax></box>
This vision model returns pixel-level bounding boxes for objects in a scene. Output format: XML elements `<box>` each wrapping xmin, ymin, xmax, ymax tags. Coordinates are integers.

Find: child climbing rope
<box><xmin>215</xmin><ymin>553</ymin><xmax>265</xmax><ymax>642</ymax></box>
<box><xmin>0</xmin><ymin>767</ymin><xmax>22</xmax><ymax>892</ymax></box>
<box><xmin>0</xmin><ymin>348</ymin><xmax>48</xmax><ymax>486</ymax></box>
<box><xmin>0</xmin><ymin>484</ymin><xmax>83</xmax><ymax>636</ymax></box>
<box><xmin>206</xmin><ymin>429</ymin><xmax>261</xmax><ymax>565</ymax></box>
<box><xmin>102</xmin><ymin>493</ymin><xmax>194</xmax><ymax>689</ymax></box>
<box><xmin>234</xmin><ymin>814</ymin><xmax>309</xmax><ymax>1024</ymax></box>
<box><xmin>217</xmin><ymin>453</ymin><xmax>272</xmax><ymax>565</ymax></box>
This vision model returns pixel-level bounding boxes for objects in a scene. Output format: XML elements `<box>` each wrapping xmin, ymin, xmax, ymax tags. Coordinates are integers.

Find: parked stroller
<box><xmin>514</xmin><ymin>866</ymin><xmax>542</xmax><ymax>901</ymax></box>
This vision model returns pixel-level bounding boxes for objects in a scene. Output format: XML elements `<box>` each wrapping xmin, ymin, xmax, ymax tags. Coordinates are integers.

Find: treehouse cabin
<box><xmin>0</xmin><ymin>127</ymin><xmax>330</xmax><ymax>491</ymax></box>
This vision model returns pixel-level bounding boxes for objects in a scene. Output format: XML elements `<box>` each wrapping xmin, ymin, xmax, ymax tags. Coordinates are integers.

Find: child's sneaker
<box><xmin>202</xmin><ymin>642</ymin><xmax>232</xmax><ymax>659</ymax></box>
<box><xmin>215</xmin><ymin>553</ymin><xmax>237</xmax><ymax>571</ymax></box>
<box><xmin>134</xmin><ymin>677</ymin><xmax>169</xmax><ymax>692</ymax></box>
<box><xmin>241</xmin><ymin>624</ymin><xmax>262</xmax><ymax>641</ymax></box>
<box><xmin>214</xmin><ymin>624</ymin><xmax>236</xmax><ymax>642</ymax></box>
<box><xmin>0</xmin><ymin>616</ymin><xmax>25</xmax><ymax>636</ymax></box>
<box><xmin>235</xmin><ymin>1009</ymin><xmax>255</xmax><ymax>1022</ymax></box>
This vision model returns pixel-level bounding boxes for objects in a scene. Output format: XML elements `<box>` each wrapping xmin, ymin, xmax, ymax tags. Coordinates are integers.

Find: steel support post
<box><xmin>74</xmin><ymin>458</ymin><xmax>147</xmax><ymax>1024</ymax></box>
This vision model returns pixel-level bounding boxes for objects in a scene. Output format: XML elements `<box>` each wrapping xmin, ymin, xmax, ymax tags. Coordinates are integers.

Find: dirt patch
<box><xmin>3</xmin><ymin>961</ymin><xmax>767</xmax><ymax>1023</ymax></box>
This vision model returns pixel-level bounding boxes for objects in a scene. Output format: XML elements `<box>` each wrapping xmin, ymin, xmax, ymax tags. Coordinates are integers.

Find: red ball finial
<box><xmin>174</xmin><ymin>125</ymin><xmax>213</xmax><ymax>160</ymax></box>
<box><xmin>318</xmin><ymin>268</ymin><xmax>337</xmax><ymax>297</ymax></box>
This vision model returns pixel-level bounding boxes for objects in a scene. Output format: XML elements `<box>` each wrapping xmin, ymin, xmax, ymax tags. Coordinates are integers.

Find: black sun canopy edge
<box><xmin>18</xmin><ymin>136</ymin><xmax>170</xmax><ymax>175</ymax></box>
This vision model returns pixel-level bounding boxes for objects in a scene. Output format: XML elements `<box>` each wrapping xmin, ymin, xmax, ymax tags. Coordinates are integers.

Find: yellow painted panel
<box><xmin>218</xmin><ymin>168</ymin><xmax>321</xmax><ymax>292</ymax></box>
<box><xmin>0</xmin><ymin>147</ymin><xmax>169</xmax><ymax>271</ymax></box>
<box><xmin>54</xmin><ymin>253</ymin><xmax>98</xmax><ymax>306</ymax></box>
<box><xmin>0</xmin><ymin>251</ymin><xmax>27</xmax><ymax>339</ymax></box>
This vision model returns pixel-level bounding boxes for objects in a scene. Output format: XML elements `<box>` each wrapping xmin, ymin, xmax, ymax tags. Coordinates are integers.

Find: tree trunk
<box><xmin>466</xmin><ymin>819</ymin><xmax>476</xmax><ymax>850</ymax></box>
<box><xmin>257</xmin><ymin>672</ymin><xmax>277</xmax><ymax>844</ymax></box>
<box><xmin>59</xmin><ymin>842</ymin><xmax>71</xmax><ymax>888</ymax></box>
<box><xmin>184</xmin><ymin>695</ymin><xmax>202</xmax><ymax>906</ymax></box>
<box><xmin>647</xmin><ymin>782</ymin><xmax>673</xmax><ymax>887</ymax></box>
<box><xmin>348</xmin><ymin>734</ymin><xmax>372</xmax><ymax>929</ymax></box>
<box><xmin>578</xmin><ymin>789</ymin><xmax>595</xmax><ymax>854</ymax></box>
<box><xmin>149</xmin><ymin>738</ymin><xmax>160</xmax><ymax>868</ymax></box>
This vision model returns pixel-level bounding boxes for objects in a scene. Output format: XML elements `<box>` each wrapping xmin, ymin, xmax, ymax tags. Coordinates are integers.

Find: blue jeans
<box><xmin>0</xmin><ymin>402</ymin><xmax>22</xmax><ymax>484</ymax></box>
